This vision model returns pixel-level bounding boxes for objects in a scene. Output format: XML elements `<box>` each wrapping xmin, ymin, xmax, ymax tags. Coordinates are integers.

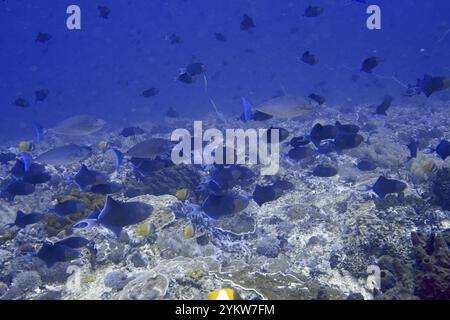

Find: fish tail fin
<box><xmin>241</xmin><ymin>97</ymin><xmax>254</xmax><ymax>122</ymax></box>
<box><xmin>73</xmin><ymin>218</ymin><xmax>98</xmax><ymax>230</ymax></box>
<box><xmin>32</xmin><ymin>122</ymin><xmax>44</xmax><ymax>144</ymax></box>
<box><xmin>112</xmin><ymin>148</ymin><xmax>124</xmax><ymax>170</ymax></box>
<box><xmin>19</xmin><ymin>152</ymin><xmax>32</xmax><ymax>172</ymax></box>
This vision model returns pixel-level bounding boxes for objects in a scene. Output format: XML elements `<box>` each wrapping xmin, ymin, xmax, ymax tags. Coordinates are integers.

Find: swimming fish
<box><xmin>334</xmin><ymin>131</ymin><xmax>364</xmax><ymax>151</ymax></box>
<box><xmin>302</xmin><ymin>51</ymin><xmax>319</xmax><ymax>65</ymax></box>
<box><xmin>6</xmin><ymin>211</ymin><xmax>45</xmax><ymax>229</ymax></box>
<box><xmin>90</xmin><ymin>182</ymin><xmax>123</xmax><ymax>195</ymax></box>
<box><xmin>312</xmin><ymin>165</ymin><xmax>338</xmax><ymax>177</ymax></box>
<box><xmin>371</xmin><ymin>176</ymin><xmax>407</xmax><ymax>199</ymax></box>
<box><xmin>165</xmin><ymin>107</ymin><xmax>180</xmax><ymax>118</ymax></box>
<box><xmin>290</xmin><ymin>136</ymin><xmax>311</xmax><ymax>148</ymax></box>
<box><xmin>168</xmin><ymin>33</ymin><xmax>182</xmax><ymax>44</ymax></box>
<box><xmin>288</xmin><ymin>146</ymin><xmax>316</xmax><ymax>161</ymax></box>
<box><xmin>178</xmin><ymin>72</ymin><xmax>196</xmax><ymax>84</ymax></box>
<box><xmin>36</xmin><ymin>32</ymin><xmax>52</xmax><ymax>43</ymax></box>
<box><xmin>37</xmin><ymin>241</ymin><xmax>80</xmax><ymax>268</ymax></box>
<box><xmin>361</xmin><ymin>57</ymin><xmax>381</xmax><ymax>73</ymax></box>
<box><xmin>201</xmin><ymin>193</ymin><xmax>249</xmax><ymax>219</ymax></box>
<box><xmin>35</xmin><ymin>89</ymin><xmax>49</xmax><ymax>102</ymax></box>
<box><xmin>334</xmin><ymin>121</ymin><xmax>360</xmax><ymax>134</ymax></box>
<box><xmin>263</xmin><ymin>127</ymin><xmax>290</xmax><ymax>143</ymax></box>
<box><xmin>50</xmin><ymin>115</ymin><xmax>105</xmax><ymax>136</ymax></box>
<box><xmin>375</xmin><ymin>96</ymin><xmax>394</xmax><ymax>116</ymax></box>
<box><xmin>0</xmin><ymin>152</ymin><xmax>15</xmax><ymax>165</ymax></box>
<box><xmin>36</xmin><ymin>145</ymin><xmax>92</xmax><ymax>166</ymax></box>
<box><xmin>74</xmin><ymin>165</ymin><xmax>108</xmax><ymax>189</ymax></box>
<box><xmin>183</xmin><ymin>224</ymin><xmax>195</xmax><ymax>239</ymax></box>
<box><xmin>240</xmin><ymin>14</ymin><xmax>255</xmax><ymax>31</ymax></box>
<box><xmin>120</xmin><ymin>126</ymin><xmax>145</xmax><ymax>137</ymax></box>
<box><xmin>254</xmin><ymin>95</ymin><xmax>317</xmax><ymax>119</ymax></box>
<box><xmin>1</xmin><ymin>180</ymin><xmax>35</xmax><ymax>200</ymax></box>
<box><xmin>252</xmin><ymin>180</ymin><xmax>293</xmax><ymax>206</ymax></box>
<box><xmin>48</xmin><ymin>199</ymin><xmax>88</xmax><ymax>217</ymax></box>
<box><xmin>240</xmin><ymin>97</ymin><xmax>273</xmax><ymax>122</ymax></box>
<box><xmin>417</xmin><ymin>74</ymin><xmax>450</xmax><ymax>97</ymax></box>
<box><xmin>407</xmin><ymin>140</ymin><xmax>418</xmax><ymax>160</ymax></box>
<box><xmin>427</xmin><ymin>140</ymin><xmax>450</xmax><ymax>160</ymax></box>
<box><xmin>126</xmin><ymin>138</ymin><xmax>171</xmax><ymax>159</ymax></box>
<box><xmin>74</xmin><ymin>196</ymin><xmax>153</xmax><ymax>238</ymax></box>
<box><xmin>186</xmin><ymin>63</ymin><xmax>206</xmax><ymax>76</ymax></box>
<box><xmin>317</xmin><ymin>141</ymin><xmax>337</xmax><ymax>154</ymax></box>
<box><xmin>98</xmin><ymin>5</ymin><xmax>111</xmax><ymax>19</ymax></box>
<box><xmin>356</xmin><ymin>160</ymin><xmax>377</xmax><ymax>171</ymax></box>
<box><xmin>310</xmin><ymin>123</ymin><xmax>337</xmax><ymax>147</ymax></box>
<box><xmin>21</xmin><ymin>163</ymin><xmax>51</xmax><ymax>185</ymax></box>
<box><xmin>215</xmin><ymin>33</ymin><xmax>227</xmax><ymax>42</ymax></box>
<box><xmin>309</xmin><ymin>93</ymin><xmax>326</xmax><ymax>105</ymax></box>
<box><xmin>303</xmin><ymin>6</ymin><xmax>324</xmax><ymax>17</ymax></box>
<box><xmin>141</xmin><ymin>88</ymin><xmax>159</xmax><ymax>98</ymax></box>
<box><xmin>55</xmin><ymin>236</ymin><xmax>90</xmax><ymax>249</ymax></box>
<box><xmin>12</xmin><ymin>97</ymin><xmax>29</xmax><ymax>108</ymax></box>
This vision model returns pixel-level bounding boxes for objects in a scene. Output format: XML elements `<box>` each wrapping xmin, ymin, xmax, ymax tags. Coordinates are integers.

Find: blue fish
<box><xmin>427</xmin><ymin>140</ymin><xmax>450</xmax><ymax>160</ymax></box>
<box><xmin>37</xmin><ymin>241</ymin><xmax>80</xmax><ymax>268</ymax></box>
<box><xmin>22</xmin><ymin>163</ymin><xmax>51</xmax><ymax>185</ymax></box>
<box><xmin>0</xmin><ymin>152</ymin><xmax>15</xmax><ymax>165</ymax></box>
<box><xmin>371</xmin><ymin>176</ymin><xmax>407</xmax><ymax>199</ymax></box>
<box><xmin>74</xmin><ymin>165</ymin><xmax>108</xmax><ymax>189</ymax></box>
<box><xmin>290</xmin><ymin>136</ymin><xmax>311</xmax><ymax>148</ymax></box>
<box><xmin>90</xmin><ymin>182</ymin><xmax>123</xmax><ymax>195</ymax></box>
<box><xmin>74</xmin><ymin>196</ymin><xmax>153</xmax><ymax>238</ymax></box>
<box><xmin>6</xmin><ymin>211</ymin><xmax>45</xmax><ymax>229</ymax></box>
<box><xmin>55</xmin><ymin>236</ymin><xmax>90</xmax><ymax>249</ymax></box>
<box><xmin>112</xmin><ymin>148</ymin><xmax>124</xmax><ymax>169</ymax></box>
<box><xmin>48</xmin><ymin>199</ymin><xmax>88</xmax><ymax>217</ymax></box>
<box><xmin>201</xmin><ymin>193</ymin><xmax>249</xmax><ymax>219</ymax></box>
<box><xmin>312</xmin><ymin>165</ymin><xmax>338</xmax><ymax>177</ymax></box>
<box><xmin>242</xmin><ymin>97</ymin><xmax>254</xmax><ymax>122</ymax></box>
<box><xmin>356</xmin><ymin>160</ymin><xmax>377</xmax><ymax>171</ymax></box>
<box><xmin>0</xmin><ymin>180</ymin><xmax>35</xmax><ymax>201</ymax></box>
<box><xmin>252</xmin><ymin>180</ymin><xmax>293</xmax><ymax>206</ymax></box>
<box><xmin>407</xmin><ymin>140</ymin><xmax>418</xmax><ymax>160</ymax></box>
<box><xmin>288</xmin><ymin>147</ymin><xmax>316</xmax><ymax>161</ymax></box>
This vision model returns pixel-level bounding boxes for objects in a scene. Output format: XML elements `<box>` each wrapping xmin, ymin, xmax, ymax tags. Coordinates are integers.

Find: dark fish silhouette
<box><xmin>55</xmin><ymin>237</ymin><xmax>90</xmax><ymax>249</ymax></box>
<box><xmin>407</xmin><ymin>140</ymin><xmax>418</xmax><ymax>160</ymax></box>
<box><xmin>202</xmin><ymin>193</ymin><xmax>249</xmax><ymax>219</ymax></box>
<box><xmin>317</xmin><ymin>141</ymin><xmax>337</xmax><ymax>154</ymax></box>
<box><xmin>356</xmin><ymin>160</ymin><xmax>377</xmax><ymax>171</ymax></box>
<box><xmin>334</xmin><ymin>131</ymin><xmax>364</xmax><ymax>151</ymax></box>
<box><xmin>303</xmin><ymin>6</ymin><xmax>324</xmax><ymax>17</ymax></box>
<box><xmin>372</xmin><ymin>176</ymin><xmax>407</xmax><ymax>199</ymax></box>
<box><xmin>131</xmin><ymin>157</ymin><xmax>173</xmax><ymax>177</ymax></box>
<box><xmin>165</xmin><ymin>107</ymin><xmax>179</xmax><ymax>118</ymax></box>
<box><xmin>141</xmin><ymin>88</ymin><xmax>159</xmax><ymax>98</ymax></box>
<box><xmin>21</xmin><ymin>163</ymin><xmax>51</xmax><ymax>185</ymax></box>
<box><xmin>240</xmin><ymin>14</ymin><xmax>255</xmax><ymax>31</ymax></box>
<box><xmin>375</xmin><ymin>96</ymin><xmax>394</xmax><ymax>115</ymax></box>
<box><xmin>0</xmin><ymin>152</ymin><xmax>15</xmax><ymax>165</ymax></box>
<box><xmin>335</xmin><ymin>121</ymin><xmax>360</xmax><ymax>134</ymax></box>
<box><xmin>168</xmin><ymin>34</ymin><xmax>182</xmax><ymax>44</ymax></box>
<box><xmin>418</xmin><ymin>74</ymin><xmax>450</xmax><ymax>97</ymax></box>
<box><xmin>290</xmin><ymin>136</ymin><xmax>311</xmax><ymax>148</ymax></box>
<box><xmin>90</xmin><ymin>182</ymin><xmax>123</xmax><ymax>195</ymax></box>
<box><xmin>428</xmin><ymin>140</ymin><xmax>450</xmax><ymax>160</ymax></box>
<box><xmin>1</xmin><ymin>180</ymin><xmax>35</xmax><ymax>200</ymax></box>
<box><xmin>35</xmin><ymin>89</ymin><xmax>49</xmax><ymax>102</ymax></box>
<box><xmin>288</xmin><ymin>147</ymin><xmax>316</xmax><ymax>161</ymax></box>
<box><xmin>36</xmin><ymin>32</ymin><xmax>52</xmax><ymax>43</ymax></box>
<box><xmin>37</xmin><ymin>241</ymin><xmax>80</xmax><ymax>268</ymax></box>
<box><xmin>215</xmin><ymin>33</ymin><xmax>227</xmax><ymax>42</ymax></box>
<box><xmin>12</xmin><ymin>97</ymin><xmax>29</xmax><ymax>108</ymax></box>
<box><xmin>361</xmin><ymin>57</ymin><xmax>381</xmax><ymax>73</ymax></box>
<box><xmin>120</xmin><ymin>126</ymin><xmax>145</xmax><ymax>137</ymax></box>
<box><xmin>6</xmin><ymin>211</ymin><xmax>45</xmax><ymax>229</ymax></box>
<box><xmin>312</xmin><ymin>165</ymin><xmax>338</xmax><ymax>177</ymax></box>
<box><xmin>74</xmin><ymin>196</ymin><xmax>153</xmax><ymax>238</ymax></box>
<box><xmin>310</xmin><ymin>123</ymin><xmax>337</xmax><ymax>147</ymax></box>
<box><xmin>98</xmin><ymin>5</ymin><xmax>111</xmax><ymax>19</ymax></box>
<box><xmin>74</xmin><ymin>165</ymin><xmax>108</xmax><ymax>189</ymax></box>
<box><xmin>178</xmin><ymin>72</ymin><xmax>196</xmax><ymax>84</ymax></box>
<box><xmin>309</xmin><ymin>93</ymin><xmax>325</xmax><ymax>105</ymax></box>
<box><xmin>252</xmin><ymin>180</ymin><xmax>293</xmax><ymax>206</ymax></box>
<box><xmin>186</xmin><ymin>63</ymin><xmax>206</xmax><ymax>76</ymax></box>
<box><xmin>302</xmin><ymin>51</ymin><xmax>319</xmax><ymax>65</ymax></box>
<box><xmin>49</xmin><ymin>199</ymin><xmax>88</xmax><ymax>217</ymax></box>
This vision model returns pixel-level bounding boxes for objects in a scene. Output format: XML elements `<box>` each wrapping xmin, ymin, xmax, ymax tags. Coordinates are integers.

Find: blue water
<box><xmin>1</xmin><ymin>0</ymin><xmax>449</xmax><ymax>142</ymax></box>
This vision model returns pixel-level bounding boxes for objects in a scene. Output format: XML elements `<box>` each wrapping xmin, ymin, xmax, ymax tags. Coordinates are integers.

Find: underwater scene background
<box><xmin>0</xmin><ymin>0</ymin><xmax>449</xmax><ymax>300</ymax></box>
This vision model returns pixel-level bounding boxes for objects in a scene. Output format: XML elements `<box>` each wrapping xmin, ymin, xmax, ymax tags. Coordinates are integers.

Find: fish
<box><xmin>1</xmin><ymin>180</ymin><xmax>35</xmax><ymax>200</ymax></box>
<box><xmin>165</xmin><ymin>107</ymin><xmax>180</xmax><ymax>118</ymax></box>
<box><xmin>50</xmin><ymin>115</ymin><xmax>105</xmax><ymax>136</ymax></box>
<box><xmin>215</xmin><ymin>33</ymin><xmax>227</xmax><ymax>42</ymax></box>
<box><xmin>12</xmin><ymin>97</ymin><xmax>29</xmax><ymax>108</ymax></box>
<box><xmin>288</xmin><ymin>146</ymin><xmax>316</xmax><ymax>161</ymax></box>
<box><xmin>334</xmin><ymin>131</ymin><xmax>364</xmax><ymax>151</ymax></box>
<box><xmin>310</xmin><ymin>123</ymin><xmax>337</xmax><ymax>147</ymax></box>
<box><xmin>240</xmin><ymin>14</ymin><xmax>255</xmax><ymax>31</ymax></box>
<box><xmin>361</xmin><ymin>57</ymin><xmax>381</xmax><ymax>73</ymax></box>
<box><xmin>126</xmin><ymin>138</ymin><xmax>171</xmax><ymax>159</ymax></box>
<box><xmin>254</xmin><ymin>95</ymin><xmax>316</xmax><ymax>119</ymax></box>
<box><xmin>0</xmin><ymin>152</ymin><xmax>15</xmax><ymax>165</ymax></box>
<box><xmin>141</xmin><ymin>88</ymin><xmax>159</xmax><ymax>98</ymax></box>
<box><xmin>417</xmin><ymin>74</ymin><xmax>450</xmax><ymax>97</ymax></box>
<box><xmin>427</xmin><ymin>140</ymin><xmax>450</xmax><ymax>160</ymax></box>
<box><xmin>290</xmin><ymin>136</ymin><xmax>311</xmax><ymax>148</ymax></box>
<box><xmin>309</xmin><ymin>93</ymin><xmax>326</xmax><ymax>105</ymax></box>
<box><xmin>48</xmin><ymin>199</ymin><xmax>88</xmax><ymax>217</ymax></box>
<box><xmin>201</xmin><ymin>165</ymin><xmax>256</xmax><ymax>195</ymax></box>
<box><xmin>375</xmin><ymin>96</ymin><xmax>394</xmax><ymax>116</ymax></box>
<box><xmin>178</xmin><ymin>72</ymin><xmax>196</xmax><ymax>84</ymax></box>
<box><xmin>183</xmin><ymin>224</ymin><xmax>195</xmax><ymax>239</ymax></box>
<box><xmin>6</xmin><ymin>211</ymin><xmax>45</xmax><ymax>229</ymax></box>
<box><xmin>263</xmin><ymin>127</ymin><xmax>290</xmax><ymax>144</ymax></box>
<box><xmin>36</xmin><ymin>145</ymin><xmax>92</xmax><ymax>166</ymax></box>
<box><xmin>252</xmin><ymin>180</ymin><xmax>293</xmax><ymax>206</ymax></box>
<box><xmin>120</xmin><ymin>126</ymin><xmax>145</xmax><ymax>137</ymax></box>
<box><xmin>303</xmin><ymin>6</ymin><xmax>324</xmax><ymax>17</ymax></box>
<box><xmin>37</xmin><ymin>241</ymin><xmax>80</xmax><ymax>268</ymax></box>
<box><xmin>371</xmin><ymin>176</ymin><xmax>407</xmax><ymax>199</ymax></box>
<box><xmin>186</xmin><ymin>63</ymin><xmax>206</xmax><ymax>76</ymax></box>
<box><xmin>98</xmin><ymin>5</ymin><xmax>110</xmax><ymax>19</ymax></box>
<box><xmin>168</xmin><ymin>33</ymin><xmax>182</xmax><ymax>44</ymax></box>
<box><xmin>201</xmin><ymin>193</ymin><xmax>249</xmax><ymax>219</ymax></box>
<box><xmin>21</xmin><ymin>163</ymin><xmax>51</xmax><ymax>185</ymax></box>
<box><xmin>18</xmin><ymin>141</ymin><xmax>34</xmax><ymax>153</ymax></box>
<box><xmin>240</xmin><ymin>97</ymin><xmax>273</xmax><ymax>122</ymax></box>
<box><xmin>36</xmin><ymin>32</ymin><xmax>52</xmax><ymax>43</ymax></box>
<box><xmin>112</xmin><ymin>148</ymin><xmax>124</xmax><ymax>169</ymax></box>
<box><xmin>407</xmin><ymin>140</ymin><xmax>418</xmax><ymax>160</ymax></box>
<box><xmin>90</xmin><ymin>183</ymin><xmax>123</xmax><ymax>195</ymax></box>
<box><xmin>356</xmin><ymin>160</ymin><xmax>377</xmax><ymax>171</ymax></box>
<box><xmin>317</xmin><ymin>141</ymin><xmax>337</xmax><ymax>154</ymax></box>
<box><xmin>334</xmin><ymin>121</ymin><xmax>360</xmax><ymax>134</ymax></box>
<box><xmin>301</xmin><ymin>51</ymin><xmax>319</xmax><ymax>65</ymax></box>
<box><xmin>74</xmin><ymin>165</ymin><xmax>108</xmax><ymax>189</ymax></box>
<box><xmin>312</xmin><ymin>165</ymin><xmax>338</xmax><ymax>177</ymax></box>
<box><xmin>55</xmin><ymin>236</ymin><xmax>90</xmax><ymax>249</ymax></box>
<box><xmin>35</xmin><ymin>89</ymin><xmax>49</xmax><ymax>102</ymax></box>
<box><xmin>74</xmin><ymin>196</ymin><xmax>153</xmax><ymax>238</ymax></box>
<box><xmin>132</xmin><ymin>157</ymin><xmax>174</xmax><ymax>177</ymax></box>
<box><xmin>175</xmin><ymin>188</ymin><xmax>189</xmax><ymax>201</ymax></box>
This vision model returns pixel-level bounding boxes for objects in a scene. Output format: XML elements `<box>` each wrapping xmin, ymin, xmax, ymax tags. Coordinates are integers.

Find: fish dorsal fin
<box><xmin>98</xmin><ymin>196</ymin><xmax>121</xmax><ymax>221</ymax></box>
<box><xmin>16</xmin><ymin>210</ymin><xmax>25</xmax><ymax>218</ymax></box>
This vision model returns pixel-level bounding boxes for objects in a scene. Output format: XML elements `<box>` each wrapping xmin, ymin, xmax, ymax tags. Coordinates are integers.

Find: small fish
<box><xmin>22</xmin><ymin>163</ymin><xmax>51</xmax><ymax>185</ymax></box>
<box><xmin>36</xmin><ymin>145</ymin><xmax>92</xmax><ymax>166</ymax></box>
<box><xmin>334</xmin><ymin>121</ymin><xmax>360</xmax><ymax>134</ymax></box>
<box><xmin>240</xmin><ymin>14</ymin><xmax>255</xmax><ymax>31</ymax></box>
<box><xmin>375</xmin><ymin>96</ymin><xmax>394</xmax><ymax>116</ymax></box>
<box><xmin>18</xmin><ymin>141</ymin><xmax>34</xmax><ymax>153</ymax></box>
<box><xmin>74</xmin><ymin>165</ymin><xmax>108</xmax><ymax>189</ymax></box>
<box><xmin>334</xmin><ymin>131</ymin><xmax>364</xmax><ymax>151</ymax></box>
<box><xmin>90</xmin><ymin>183</ymin><xmax>123</xmax><ymax>195</ymax></box>
<box><xmin>98</xmin><ymin>5</ymin><xmax>111</xmax><ymax>19</ymax></box>
<box><xmin>13</xmin><ymin>97</ymin><xmax>29</xmax><ymax>108</ymax></box>
<box><xmin>183</xmin><ymin>224</ymin><xmax>195</xmax><ymax>239</ymax></box>
<box><xmin>263</xmin><ymin>127</ymin><xmax>290</xmax><ymax>144</ymax></box>
<box><xmin>288</xmin><ymin>146</ymin><xmax>316</xmax><ymax>161</ymax></box>
<box><xmin>303</xmin><ymin>6</ymin><xmax>324</xmax><ymax>17</ymax></box>
<box><xmin>168</xmin><ymin>33</ymin><xmax>182</xmax><ymax>44</ymax></box>
<box><xmin>0</xmin><ymin>152</ymin><xmax>15</xmax><ymax>165</ymax></box>
<box><xmin>55</xmin><ymin>236</ymin><xmax>90</xmax><ymax>249</ymax></box>
<box><xmin>310</xmin><ymin>123</ymin><xmax>337</xmax><ymax>147</ymax></box>
<box><xmin>201</xmin><ymin>193</ymin><xmax>249</xmax><ymax>219</ymax></box>
<box><xmin>1</xmin><ymin>180</ymin><xmax>35</xmax><ymax>200</ymax></box>
<box><xmin>175</xmin><ymin>188</ymin><xmax>189</xmax><ymax>201</ymax></box>
<box><xmin>356</xmin><ymin>160</ymin><xmax>377</xmax><ymax>171</ymax></box>
<box><xmin>49</xmin><ymin>199</ymin><xmax>88</xmax><ymax>217</ymax></box>
<box><xmin>98</xmin><ymin>140</ymin><xmax>109</xmax><ymax>151</ymax></box>
<box><xmin>141</xmin><ymin>88</ymin><xmax>159</xmax><ymax>98</ymax></box>
<box><xmin>6</xmin><ymin>211</ymin><xmax>45</xmax><ymax>229</ymax></box>
<box><xmin>290</xmin><ymin>136</ymin><xmax>311</xmax><ymax>147</ymax></box>
<box><xmin>309</xmin><ymin>93</ymin><xmax>325</xmax><ymax>105</ymax></box>
<box><xmin>252</xmin><ymin>180</ymin><xmax>293</xmax><ymax>206</ymax></box>
<box><xmin>371</xmin><ymin>176</ymin><xmax>407</xmax><ymax>199</ymax></box>
<box><xmin>36</xmin><ymin>32</ymin><xmax>52</xmax><ymax>43</ymax></box>
<box><xmin>427</xmin><ymin>140</ymin><xmax>450</xmax><ymax>160</ymax></box>
<box><xmin>186</xmin><ymin>63</ymin><xmax>206</xmax><ymax>76</ymax></box>
<box><xmin>50</xmin><ymin>115</ymin><xmax>105</xmax><ymax>136</ymax></box>
<box><xmin>178</xmin><ymin>72</ymin><xmax>196</xmax><ymax>84</ymax></box>
<box><xmin>312</xmin><ymin>165</ymin><xmax>338</xmax><ymax>177</ymax></box>
<box><xmin>120</xmin><ymin>126</ymin><xmax>145</xmax><ymax>137</ymax></box>
<box><xmin>165</xmin><ymin>107</ymin><xmax>179</xmax><ymax>118</ymax></box>
<box><xmin>407</xmin><ymin>140</ymin><xmax>418</xmax><ymax>160</ymax></box>
<box><xmin>417</xmin><ymin>74</ymin><xmax>450</xmax><ymax>97</ymax></box>
<box><xmin>302</xmin><ymin>51</ymin><xmax>319</xmax><ymax>65</ymax></box>
<box><xmin>35</xmin><ymin>89</ymin><xmax>49</xmax><ymax>102</ymax></box>
<box><xmin>215</xmin><ymin>33</ymin><xmax>227</xmax><ymax>42</ymax></box>
<box><xmin>126</xmin><ymin>138</ymin><xmax>171</xmax><ymax>159</ymax></box>
<box><xmin>74</xmin><ymin>196</ymin><xmax>153</xmax><ymax>238</ymax></box>
<box><xmin>361</xmin><ymin>57</ymin><xmax>381</xmax><ymax>73</ymax></box>
<box><xmin>37</xmin><ymin>241</ymin><xmax>80</xmax><ymax>268</ymax></box>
